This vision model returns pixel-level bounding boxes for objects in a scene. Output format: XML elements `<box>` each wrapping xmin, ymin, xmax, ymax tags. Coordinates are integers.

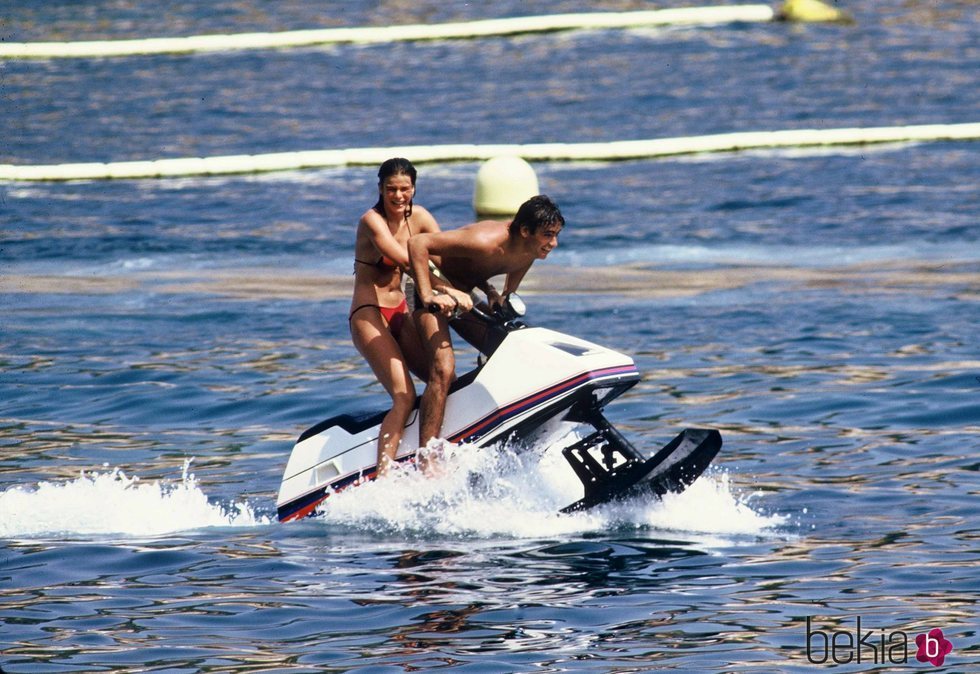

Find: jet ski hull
<box><xmin>276</xmin><ymin>326</ymin><xmax>641</xmax><ymax>522</ymax></box>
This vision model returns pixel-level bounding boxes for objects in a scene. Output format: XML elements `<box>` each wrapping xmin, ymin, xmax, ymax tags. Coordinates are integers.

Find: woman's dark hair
<box><xmin>373</xmin><ymin>157</ymin><xmax>417</xmax><ymax>220</ymax></box>
<box><xmin>509</xmin><ymin>194</ymin><xmax>564</xmax><ymax>236</ymax></box>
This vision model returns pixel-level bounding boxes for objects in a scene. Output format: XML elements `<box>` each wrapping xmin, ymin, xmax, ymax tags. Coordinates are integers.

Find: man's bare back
<box><xmin>407</xmin><ymin>195</ymin><xmax>565</xmax><ymax>455</ymax></box>
<box><xmin>427</xmin><ymin>220</ymin><xmax>537</xmax><ymax>293</ymax></box>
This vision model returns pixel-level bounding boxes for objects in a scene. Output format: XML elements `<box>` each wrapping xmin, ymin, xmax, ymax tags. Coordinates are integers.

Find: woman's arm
<box><xmin>359</xmin><ymin>210</ymin><xmax>409</xmax><ymax>268</ymax></box>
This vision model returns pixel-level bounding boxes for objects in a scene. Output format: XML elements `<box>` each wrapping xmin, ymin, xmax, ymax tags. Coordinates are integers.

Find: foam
<box><xmin>316</xmin><ymin>439</ymin><xmax>786</xmax><ymax>540</ymax></box>
<box><xmin>0</xmin><ymin>460</ymin><xmax>269</xmax><ymax>539</ymax></box>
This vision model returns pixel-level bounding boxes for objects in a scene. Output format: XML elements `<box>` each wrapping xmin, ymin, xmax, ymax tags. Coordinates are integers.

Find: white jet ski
<box><xmin>276</xmin><ymin>295</ymin><xmax>721</xmax><ymax>522</ymax></box>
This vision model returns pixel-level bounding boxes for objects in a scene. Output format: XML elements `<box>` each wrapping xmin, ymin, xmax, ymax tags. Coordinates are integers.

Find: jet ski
<box><xmin>276</xmin><ymin>295</ymin><xmax>721</xmax><ymax>522</ymax></box>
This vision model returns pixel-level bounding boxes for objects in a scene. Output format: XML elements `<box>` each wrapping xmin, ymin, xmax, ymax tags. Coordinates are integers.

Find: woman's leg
<box><xmin>350</xmin><ymin>308</ymin><xmax>417</xmax><ymax>477</ymax></box>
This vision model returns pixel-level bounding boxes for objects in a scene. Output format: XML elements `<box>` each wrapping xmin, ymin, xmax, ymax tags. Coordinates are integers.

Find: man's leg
<box><xmin>415</xmin><ymin>309</ymin><xmax>456</xmax><ymax>449</ymax></box>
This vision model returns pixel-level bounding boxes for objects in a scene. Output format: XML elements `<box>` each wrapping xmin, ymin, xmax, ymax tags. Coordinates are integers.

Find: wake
<box><xmin>0</xmin><ymin>460</ymin><xmax>268</xmax><ymax>538</ymax></box>
<box><xmin>316</xmin><ymin>439</ymin><xmax>786</xmax><ymax>539</ymax></box>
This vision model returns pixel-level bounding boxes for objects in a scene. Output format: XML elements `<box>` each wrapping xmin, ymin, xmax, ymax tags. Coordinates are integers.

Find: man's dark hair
<box><xmin>509</xmin><ymin>194</ymin><xmax>564</xmax><ymax>236</ymax></box>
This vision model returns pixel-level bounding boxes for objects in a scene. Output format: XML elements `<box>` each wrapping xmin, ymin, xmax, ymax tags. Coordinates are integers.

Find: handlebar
<box><xmin>427</xmin><ymin>292</ymin><xmax>527</xmax><ymax>327</ymax></box>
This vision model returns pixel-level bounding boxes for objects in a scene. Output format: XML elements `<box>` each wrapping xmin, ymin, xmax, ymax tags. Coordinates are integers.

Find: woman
<box><xmin>349</xmin><ymin>158</ymin><xmax>439</xmax><ymax>476</ymax></box>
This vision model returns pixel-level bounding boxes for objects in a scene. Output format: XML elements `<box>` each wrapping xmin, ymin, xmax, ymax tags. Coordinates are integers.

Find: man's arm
<box><xmin>408</xmin><ymin>233</ymin><xmax>436</xmax><ymax>302</ymax></box>
<box><xmin>408</xmin><ymin>231</ymin><xmax>477</xmax><ymax>316</ymax></box>
<box><xmin>476</xmin><ymin>278</ymin><xmax>503</xmax><ymax>310</ymax></box>
<box><xmin>503</xmin><ymin>262</ymin><xmax>533</xmax><ymax>296</ymax></box>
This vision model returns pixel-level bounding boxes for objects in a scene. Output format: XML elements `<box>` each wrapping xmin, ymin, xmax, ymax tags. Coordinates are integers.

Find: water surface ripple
<box><xmin>2</xmin><ymin>1</ymin><xmax>978</xmax><ymax>671</ymax></box>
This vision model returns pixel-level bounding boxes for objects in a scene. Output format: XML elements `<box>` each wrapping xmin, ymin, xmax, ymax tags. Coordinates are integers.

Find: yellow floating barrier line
<box><xmin>0</xmin><ymin>6</ymin><xmax>775</xmax><ymax>59</ymax></box>
<box><xmin>2</xmin><ymin>123</ymin><xmax>977</xmax><ymax>182</ymax></box>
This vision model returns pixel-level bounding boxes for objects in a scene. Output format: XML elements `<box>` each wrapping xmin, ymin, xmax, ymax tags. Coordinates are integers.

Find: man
<box><xmin>408</xmin><ymin>194</ymin><xmax>565</xmax><ymax>451</ymax></box>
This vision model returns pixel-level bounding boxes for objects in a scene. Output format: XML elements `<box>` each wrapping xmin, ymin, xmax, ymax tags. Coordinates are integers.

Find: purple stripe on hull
<box><xmin>449</xmin><ymin>364</ymin><xmax>638</xmax><ymax>444</ymax></box>
<box><xmin>279</xmin><ymin>364</ymin><xmax>638</xmax><ymax>521</ymax></box>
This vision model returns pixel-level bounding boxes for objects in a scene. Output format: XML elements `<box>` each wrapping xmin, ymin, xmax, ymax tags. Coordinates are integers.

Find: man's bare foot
<box><xmin>418</xmin><ymin>438</ymin><xmax>449</xmax><ymax>477</ymax></box>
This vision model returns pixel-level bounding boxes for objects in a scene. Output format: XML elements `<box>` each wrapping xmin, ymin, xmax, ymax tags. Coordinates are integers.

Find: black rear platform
<box><xmin>559</xmin><ymin>413</ymin><xmax>722</xmax><ymax>513</ymax></box>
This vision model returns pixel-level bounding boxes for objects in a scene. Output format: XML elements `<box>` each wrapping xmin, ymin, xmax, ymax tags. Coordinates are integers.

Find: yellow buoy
<box><xmin>777</xmin><ymin>0</ymin><xmax>855</xmax><ymax>24</ymax></box>
<box><xmin>473</xmin><ymin>156</ymin><xmax>540</xmax><ymax>218</ymax></box>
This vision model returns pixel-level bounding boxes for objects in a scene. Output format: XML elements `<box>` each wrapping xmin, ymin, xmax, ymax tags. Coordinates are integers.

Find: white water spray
<box><xmin>317</xmin><ymin>439</ymin><xmax>785</xmax><ymax>539</ymax></box>
<box><xmin>0</xmin><ymin>459</ymin><xmax>269</xmax><ymax>538</ymax></box>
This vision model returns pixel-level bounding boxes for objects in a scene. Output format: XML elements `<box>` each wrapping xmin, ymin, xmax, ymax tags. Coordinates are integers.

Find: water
<box><xmin>2</xmin><ymin>1</ymin><xmax>978</xmax><ymax>671</ymax></box>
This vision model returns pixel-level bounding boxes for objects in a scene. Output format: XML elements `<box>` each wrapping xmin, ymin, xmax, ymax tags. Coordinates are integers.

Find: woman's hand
<box><xmin>427</xmin><ymin>288</ymin><xmax>473</xmax><ymax>319</ymax></box>
<box><xmin>425</xmin><ymin>289</ymin><xmax>473</xmax><ymax>320</ymax></box>
<box><xmin>448</xmin><ymin>288</ymin><xmax>474</xmax><ymax>314</ymax></box>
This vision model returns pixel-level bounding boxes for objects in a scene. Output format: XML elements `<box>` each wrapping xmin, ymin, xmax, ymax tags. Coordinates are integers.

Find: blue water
<box><xmin>2</xmin><ymin>1</ymin><xmax>979</xmax><ymax>671</ymax></box>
